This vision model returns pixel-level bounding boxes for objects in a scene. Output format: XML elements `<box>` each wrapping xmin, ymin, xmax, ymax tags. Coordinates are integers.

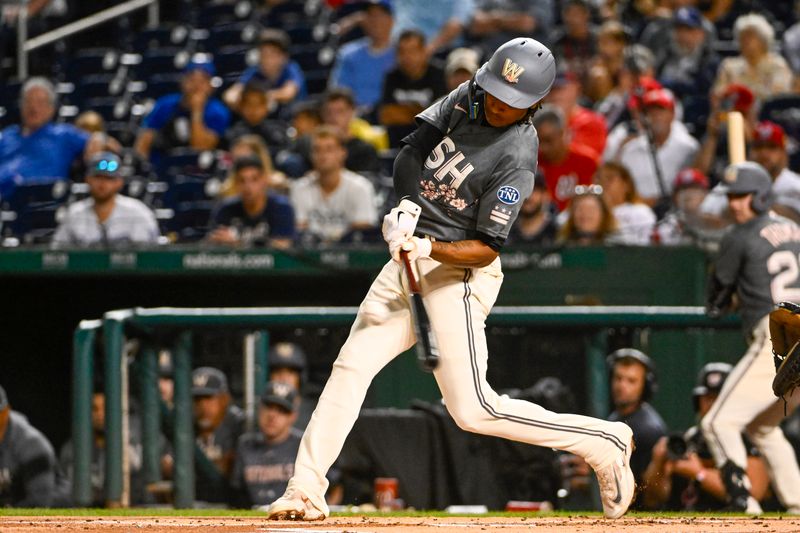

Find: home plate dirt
<box><xmin>2</xmin><ymin>516</ymin><xmax>800</xmax><ymax>532</ymax></box>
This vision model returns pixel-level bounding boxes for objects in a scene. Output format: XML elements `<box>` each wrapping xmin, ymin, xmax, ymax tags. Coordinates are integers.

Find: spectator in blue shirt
<box><xmin>134</xmin><ymin>56</ymin><xmax>231</xmax><ymax>165</ymax></box>
<box><xmin>223</xmin><ymin>29</ymin><xmax>307</xmax><ymax>121</ymax></box>
<box><xmin>391</xmin><ymin>0</ymin><xmax>475</xmax><ymax>56</ymax></box>
<box><xmin>0</xmin><ymin>77</ymin><xmax>92</xmax><ymax>197</ymax></box>
<box><xmin>208</xmin><ymin>155</ymin><xmax>295</xmax><ymax>249</ymax></box>
<box><xmin>328</xmin><ymin>0</ymin><xmax>396</xmax><ymax>114</ymax></box>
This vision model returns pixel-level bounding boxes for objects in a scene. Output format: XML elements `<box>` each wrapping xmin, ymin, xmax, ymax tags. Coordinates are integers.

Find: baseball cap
<box><xmin>184</xmin><ymin>55</ymin><xmax>216</xmax><ymax>77</ymax></box>
<box><xmin>642</xmin><ymin>88</ymin><xmax>675</xmax><ymax>110</ymax></box>
<box><xmin>269</xmin><ymin>342</ymin><xmax>307</xmax><ymax>371</ymax></box>
<box><xmin>260</xmin><ymin>381</ymin><xmax>298</xmax><ymax>412</ymax></box>
<box><xmin>626</xmin><ymin>76</ymin><xmax>662</xmax><ymax>110</ymax></box>
<box><xmin>475</xmin><ymin>37</ymin><xmax>556</xmax><ymax>109</ymax></box>
<box><xmin>85</xmin><ymin>152</ymin><xmax>123</xmax><ymax>179</ymax></box>
<box><xmin>753</xmin><ymin>120</ymin><xmax>786</xmax><ymax>148</ymax></box>
<box><xmin>362</xmin><ymin>0</ymin><xmax>392</xmax><ymax>14</ymax></box>
<box><xmin>191</xmin><ymin>367</ymin><xmax>229</xmax><ymax>396</ymax></box>
<box><xmin>0</xmin><ymin>385</ymin><xmax>8</xmax><ymax>411</ymax></box>
<box><xmin>445</xmin><ymin>48</ymin><xmax>480</xmax><ymax>78</ymax></box>
<box><xmin>674</xmin><ymin>6</ymin><xmax>703</xmax><ymax>28</ymax></box>
<box><xmin>674</xmin><ymin>168</ymin><xmax>709</xmax><ymax>191</ymax></box>
<box><xmin>721</xmin><ymin>83</ymin><xmax>755</xmax><ymax>114</ymax></box>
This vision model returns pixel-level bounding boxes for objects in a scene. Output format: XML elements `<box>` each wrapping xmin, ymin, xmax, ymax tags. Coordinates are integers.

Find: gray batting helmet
<box><xmin>719</xmin><ymin>161</ymin><xmax>772</xmax><ymax>213</ymax></box>
<box><xmin>475</xmin><ymin>38</ymin><xmax>556</xmax><ymax>109</ymax></box>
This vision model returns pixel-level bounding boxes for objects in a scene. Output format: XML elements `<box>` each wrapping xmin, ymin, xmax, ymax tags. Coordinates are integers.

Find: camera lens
<box><xmin>666</xmin><ymin>433</ymin><xmax>688</xmax><ymax>460</ymax></box>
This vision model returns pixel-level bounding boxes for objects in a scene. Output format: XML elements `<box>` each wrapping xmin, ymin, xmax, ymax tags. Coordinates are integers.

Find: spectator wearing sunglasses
<box><xmin>51</xmin><ymin>152</ymin><xmax>160</xmax><ymax>248</ymax></box>
<box><xmin>557</xmin><ymin>184</ymin><xmax>617</xmax><ymax>245</ymax></box>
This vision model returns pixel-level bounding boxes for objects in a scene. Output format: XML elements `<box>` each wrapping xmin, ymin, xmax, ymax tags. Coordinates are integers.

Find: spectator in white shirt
<box><xmin>52</xmin><ymin>152</ymin><xmax>159</xmax><ymax>248</ymax></box>
<box><xmin>612</xmin><ymin>88</ymin><xmax>699</xmax><ymax>206</ymax></box>
<box><xmin>596</xmin><ymin>161</ymin><xmax>656</xmax><ymax>245</ymax></box>
<box><xmin>290</xmin><ymin>127</ymin><xmax>378</xmax><ymax>245</ymax></box>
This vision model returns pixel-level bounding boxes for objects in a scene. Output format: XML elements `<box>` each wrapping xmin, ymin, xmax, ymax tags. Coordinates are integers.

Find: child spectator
<box><xmin>223</xmin><ymin>29</ymin><xmax>307</xmax><ymax>120</ymax></box>
<box><xmin>135</xmin><ymin>57</ymin><xmax>230</xmax><ymax>165</ymax></box>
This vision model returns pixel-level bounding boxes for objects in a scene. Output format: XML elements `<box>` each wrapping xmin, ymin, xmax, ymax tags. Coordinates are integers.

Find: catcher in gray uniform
<box><xmin>704</xmin><ymin>162</ymin><xmax>800</xmax><ymax>514</ymax></box>
<box><xmin>268</xmin><ymin>38</ymin><xmax>636</xmax><ymax>521</ymax></box>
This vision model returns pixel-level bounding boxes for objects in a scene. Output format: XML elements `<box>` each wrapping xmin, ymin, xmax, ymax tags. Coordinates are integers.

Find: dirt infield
<box><xmin>2</xmin><ymin>515</ymin><xmax>800</xmax><ymax>533</ymax></box>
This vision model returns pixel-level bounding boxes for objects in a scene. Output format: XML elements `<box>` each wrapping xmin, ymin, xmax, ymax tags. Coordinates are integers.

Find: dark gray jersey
<box><xmin>714</xmin><ymin>213</ymin><xmax>800</xmax><ymax>332</ymax></box>
<box><xmin>413</xmin><ymin>83</ymin><xmax>539</xmax><ymax>244</ymax></box>
<box><xmin>230</xmin><ymin>428</ymin><xmax>302</xmax><ymax>508</ymax></box>
<box><xmin>0</xmin><ymin>412</ymin><xmax>57</xmax><ymax>507</ymax></box>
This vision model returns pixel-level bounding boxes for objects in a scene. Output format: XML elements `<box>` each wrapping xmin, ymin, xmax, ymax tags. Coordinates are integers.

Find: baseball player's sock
<box><xmin>265</xmin><ymin>488</ymin><xmax>326</xmax><ymax>521</ymax></box>
<box><xmin>594</xmin><ymin>424</ymin><xmax>635</xmax><ymax>519</ymax></box>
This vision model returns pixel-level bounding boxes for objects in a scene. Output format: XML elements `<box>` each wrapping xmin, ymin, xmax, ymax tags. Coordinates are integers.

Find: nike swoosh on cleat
<box><xmin>612</xmin><ymin>469</ymin><xmax>622</xmax><ymax>504</ymax></box>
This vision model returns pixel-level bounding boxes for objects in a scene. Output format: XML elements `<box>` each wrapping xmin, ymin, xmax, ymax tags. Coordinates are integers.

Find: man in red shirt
<box><xmin>546</xmin><ymin>70</ymin><xmax>607</xmax><ymax>161</ymax></box>
<box><xmin>534</xmin><ymin>106</ymin><xmax>599</xmax><ymax>211</ymax></box>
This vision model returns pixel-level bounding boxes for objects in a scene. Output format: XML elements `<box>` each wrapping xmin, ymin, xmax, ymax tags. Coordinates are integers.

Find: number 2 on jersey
<box><xmin>768</xmin><ymin>250</ymin><xmax>800</xmax><ymax>302</ymax></box>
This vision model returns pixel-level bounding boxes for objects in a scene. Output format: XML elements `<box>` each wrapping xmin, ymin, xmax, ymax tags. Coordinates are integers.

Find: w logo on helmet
<box><xmin>501</xmin><ymin>58</ymin><xmax>524</xmax><ymax>84</ymax></box>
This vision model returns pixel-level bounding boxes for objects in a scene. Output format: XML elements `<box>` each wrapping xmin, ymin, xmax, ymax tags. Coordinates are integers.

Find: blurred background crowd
<box><xmin>3</xmin><ymin>0</ymin><xmax>800</xmax><ymax>250</ymax></box>
<box><xmin>4</xmin><ymin>0</ymin><xmax>800</xmax><ymax>515</ymax></box>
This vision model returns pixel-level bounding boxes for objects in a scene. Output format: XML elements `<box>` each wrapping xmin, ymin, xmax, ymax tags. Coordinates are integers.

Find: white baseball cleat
<box><xmin>265</xmin><ymin>488</ymin><xmax>326</xmax><ymax>521</ymax></box>
<box><xmin>594</xmin><ymin>426</ymin><xmax>636</xmax><ymax>519</ymax></box>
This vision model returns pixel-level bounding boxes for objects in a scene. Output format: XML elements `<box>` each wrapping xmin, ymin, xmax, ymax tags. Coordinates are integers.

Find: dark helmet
<box><xmin>475</xmin><ymin>38</ymin><xmax>556</xmax><ymax>109</ymax></box>
<box><xmin>719</xmin><ymin>161</ymin><xmax>772</xmax><ymax>213</ymax></box>
<box><xmin>692</xmin><ymin>362</ymin><xmax>733</xmax><ymax>411</ymax></box>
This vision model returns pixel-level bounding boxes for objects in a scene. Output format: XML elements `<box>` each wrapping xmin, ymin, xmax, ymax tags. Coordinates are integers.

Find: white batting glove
<box><xmin>382</xmin><ymin>198</ymin><xmax>422</xmax><ymax>245</ymax></box>
<box><xmin>400</xmin><ymin>236</ymin><xmax>432</xmax><ymax>262</ymax></box>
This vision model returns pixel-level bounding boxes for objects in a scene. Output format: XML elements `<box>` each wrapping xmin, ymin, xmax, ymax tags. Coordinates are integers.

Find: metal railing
<box><xmin>72</xmin><ymin>305</ymin><xmax>740</xmax><ymax>508</ymax></box>
<box><xmin>16</xmin><ymin>0</ymin><xmax>159</xmax><ymax>79</ymax></box>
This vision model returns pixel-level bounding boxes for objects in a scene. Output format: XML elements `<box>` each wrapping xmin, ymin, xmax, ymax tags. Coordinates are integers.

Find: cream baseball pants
<box><xmin>284</xmin><ymin>256</ymin><xmax>632</xmax><ymax>514</ymax></box>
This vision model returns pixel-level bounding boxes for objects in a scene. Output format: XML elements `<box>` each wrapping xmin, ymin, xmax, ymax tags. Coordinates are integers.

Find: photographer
<box><xmin>641</xmin><ymin>363</ymin><xmax>770</xmax><ymax>510</ymax></box>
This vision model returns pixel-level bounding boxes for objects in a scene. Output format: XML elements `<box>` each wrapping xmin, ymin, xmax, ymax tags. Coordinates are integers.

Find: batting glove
<box><xmin>382</xmin><ymin>198</ymin><xmax>422</xmax><ymax>245</ymax></box>
<box><xmin>400</xmin><ymin>236</ymin><xmax>432</xmax><ymax>262</ymax></box>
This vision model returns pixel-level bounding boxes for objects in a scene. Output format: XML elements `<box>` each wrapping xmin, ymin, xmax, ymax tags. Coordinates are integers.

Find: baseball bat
<box><xmin>727</xmin><ymin>110</ymin><xmax>746</xmax><ymax>165</ymax></box>
<box><xmin>400</xmin><ymin>250</ymin><xmax>440</xmax><ymax>372</ymax></box>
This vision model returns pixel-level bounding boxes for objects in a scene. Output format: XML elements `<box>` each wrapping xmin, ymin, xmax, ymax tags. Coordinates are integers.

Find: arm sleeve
<box><xmin>392</xmin><ymin>122</ymin><xmax>446</xmax><ymax>200</ymax></box>
<box><xmin>142</xmin><ymin>96</ymin><xmax>174</xmax><ymax>130</ymax></box>
<box><xmin>66</xmin><ymin>126</ymin><xmax>90</xmax><ymax>159</ymax></box>
<box><xmin>134</xmin><ymin>208</ymin><xmax>160</xmax><ymax>243</ymax></box>
<box><xmin>713</xmin><ymin>231</ymin><xmax>745</xmax><ymax>287</ymax></box>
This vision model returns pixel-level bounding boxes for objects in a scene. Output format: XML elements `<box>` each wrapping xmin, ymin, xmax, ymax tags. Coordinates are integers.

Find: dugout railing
<box><xmin>72</xmin><ymin>306</ymin><xmax>740</xmax><ymax>508</ymax></box>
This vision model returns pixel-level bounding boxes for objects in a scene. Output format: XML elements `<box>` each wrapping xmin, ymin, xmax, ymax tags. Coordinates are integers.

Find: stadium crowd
<box><xmin>2</xmin><ymin>0</ymin><xmax>800</xmax><ymax>249</ymax></box>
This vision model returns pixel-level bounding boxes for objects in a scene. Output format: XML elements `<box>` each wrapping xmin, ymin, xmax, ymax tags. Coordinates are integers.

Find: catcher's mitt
<box><xmin>769</xmin><ymin>302</ymin><xmax>800</xmax><ymax>399</ymax></box>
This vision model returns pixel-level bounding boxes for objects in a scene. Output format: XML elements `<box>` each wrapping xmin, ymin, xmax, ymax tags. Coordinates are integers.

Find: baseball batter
<box><xmin>704</xmin><ymin>162</ymin><xmax>800</xmax><ymax>514</ymax></box>
<box><xmin>268</xmin><ymin>38</ymin><xmax>635</xmax><ymax>521</ymax></box>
